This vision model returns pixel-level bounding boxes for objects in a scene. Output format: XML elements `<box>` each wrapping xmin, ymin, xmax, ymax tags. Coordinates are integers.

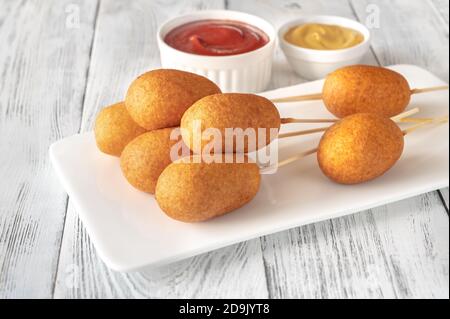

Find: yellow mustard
<box><xmin>284</xmin><ymin>23</ymin><xmax>364</xmax><ymax>50</ymax></box>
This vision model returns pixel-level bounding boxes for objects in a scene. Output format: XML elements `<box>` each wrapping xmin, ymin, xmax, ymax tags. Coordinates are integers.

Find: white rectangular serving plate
<box><xmin>50</xmin><ymin>65</ymin><xmax>449</xmax><ymax>272</ymax></box>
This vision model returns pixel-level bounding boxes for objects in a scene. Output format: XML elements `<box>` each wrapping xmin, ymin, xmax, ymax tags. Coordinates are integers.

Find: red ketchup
<box><xmin>164</xmin><ymin>19</ymin><xmax>269</xmax><ymax>56</ymax></box>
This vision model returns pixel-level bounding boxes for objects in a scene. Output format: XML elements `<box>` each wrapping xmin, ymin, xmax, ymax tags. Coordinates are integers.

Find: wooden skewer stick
<box><xmin>281</xmin><ymin>117</ymin><xmax>337</xmax><ymax>124</ymax></box>
<box><xmin>270</xmin><ymin>85</ymin><xmax>449</xmax><ymax>103</ymax></box>
<box><xmin>278</xmin><ymin>108</ymin><xmax>421</xmax><ymax>139</ymax></box>
<box><xmin>402</xmin><ymin>115</ymin><xmax>449</xmax><ymax>135</ymax></box>
<box><xmin>278</xmin><ymin>127</ymin><xmax>329</xmax><ymax>139</ymax></box>
<box><xmin>275</xmin><ymin>115</ymin><xmax>448</xmax><ymax>171</ymax></box>
<box><xmin>398</xmin><ymin>117</ymin><xmax>433</xmax><ymax>123</ymax></box>
<box><xmin>276</xmin><ymin>148</ymin><xmax>318</xmax><ymax>169</ymax></box>
<box><xmin>410</xmin><ymin>85</ymin><xmax>449</xmax><ymax>95</ymax></box>
<box><xmin>279</xmin><ymin>117</ymin><xmax>421</xmax><ymax>124</ymax></box>
<box><xmin>280</xmin><ymin>107</ymin><xmax>420</xmax><ymax>125</ymax></box>
<box><xmin>271</xmin><ymin>92</ymin><xmax>323</xmax><ymax>103</ymax></box>
<box><xmin>390</xmin><ymin>107</ymin><xmax>420</xmax><ymax>122</ymax></box>
<box><xmin>271</xmin><ymin>93</ymin><xmax>322</xmax><ymax>103</ymax></box>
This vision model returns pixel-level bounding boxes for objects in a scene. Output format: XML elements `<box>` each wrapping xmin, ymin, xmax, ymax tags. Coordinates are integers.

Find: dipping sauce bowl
<box><xmin>279</xmin><ymin>15</ymin><xmax>371</xmax><ymax>80</ymax></box>
<box><xmin>157</xmin><ymin>10</ymin><xmax>276</xmax><ymax>93</ymax></box>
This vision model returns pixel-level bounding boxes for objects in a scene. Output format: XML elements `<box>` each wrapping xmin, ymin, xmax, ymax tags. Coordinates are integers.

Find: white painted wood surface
<box><xmin>0</xmin><ymin>0</ymin><xmax>98</xmax><ymax>298</ymax></box>
<box><xmin>429</xmin><ymin>0</ymin><xmax>450</xmax><ymax>211</ymax></box>
<box><xmin>0</xmin><ymin>0</ymin><xmax>448</xmax><ymax>298</ymax></box>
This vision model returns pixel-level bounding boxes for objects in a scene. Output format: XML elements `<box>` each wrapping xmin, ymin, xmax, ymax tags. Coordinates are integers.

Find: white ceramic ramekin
<box><xmin>157</xmin><ymin>10</ymin><xmax>276</xmax><ymax>93</ymax></box>
<box><xmin>279</xmin><ymin>16</ymin><xmax>371</xmax><ymax>80</ymax></box>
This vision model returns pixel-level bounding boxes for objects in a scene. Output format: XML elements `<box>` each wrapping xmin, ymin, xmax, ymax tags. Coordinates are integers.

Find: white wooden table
<box><xmin>0</xmin><ymin>0</ymin><xmax>448</xmax><ymax>299</ymax></box>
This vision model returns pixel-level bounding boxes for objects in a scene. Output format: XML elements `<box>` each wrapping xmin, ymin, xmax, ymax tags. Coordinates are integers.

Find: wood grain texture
<box><xmin>54</xmin><ymin>208</ymin><xmax>267</xmax><ymax>298</ymax></box>
<box><xmin>351</xmin><ymin>0</ymin><xmax>449</xmax><ymax>82</ymax></box>
<box><xmin>0</xmin><ymin>0</ymin><xmax>98</xmax><ymax>298</ymax></box>
<box><xmin>0</xmin><ymin>0</ymin><xmax>448</xmax><ymax>299</ymax></box>
<box><xmin>428</xmin><ymin>0</ymin><xmax>450</xmax><ymax>212</ymax></box>
<box><xmin>440</xmin><ymin>189</ymin><xmax>449</xmax><ymax>211</ymax></box>
<box><xmin>430</xmin><ymin>0</ymin><xmax>449</xmax><ymax>26</ymax></box>
<box><xmin>261</xmin><ymin>193</ymin><xmax>449</xmax><ymax>298</ymax></box>
<box><xmin>53</xmin><ymin>0</ymin><xmax>269</xmax><ymax>299</ymax></box>
<box><xmin>230</xmin><ymin>0</ymin><xmax>449</xmax><ymax>299</ymax></box>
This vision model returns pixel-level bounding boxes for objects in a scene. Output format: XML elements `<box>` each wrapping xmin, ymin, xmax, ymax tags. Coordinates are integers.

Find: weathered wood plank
<box><xmin>29</xmin><ymin>0</ymin><xmax>449</xmax><ymax>298</ymax></box>
<box><xmin>351</xmin><ymin>0</ymin><xmax>449</xmax><ymax>81</ymax></box>
<box><xmin>231</xmin><ymin>0</ymin><xmax>449</xmax><ymax>298</ymax></box>
<box><xmin>53</xmin><ymin>0</ymin><xmax>269</xmax><ymax>299</ymax></box>
<box><xmin>439</xmin><ymin>188</ymin><xmax>449</xmax><ymax>211</ymax></box>
<box><xmin>430</xmin><ymin>0</ymin><xmax>449</xmax><ymax>26</ymax></box>
<box><xmin>0</xmin><ymin>0</ymin><xmax>98</xmax><ymax>298</ymax></box>
<box><xmin>261</xmin><ymin>192</ymin><xmax>449</xmax><ymax>298</ymax></box>
<box><xmin>55</xmin><ymin>206</ymin><xmax>267</xmax><ymax>298</ymax></box>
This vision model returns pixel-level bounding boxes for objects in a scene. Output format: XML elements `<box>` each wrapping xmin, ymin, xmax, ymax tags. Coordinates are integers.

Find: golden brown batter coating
<box><xmin>317</xmin><ymin>113</ymin><xmax>404</xmax><ymax>184</ymax></box>
<box><xmin>181</xmin><ymin>93</ymin><xmax>281</xmax><ymax>153</ymax></box>
<box><xmin>155</xmin><ymin>155</ymin><xmax>261</xmax><ymax>222</ymax></box>
<box><xmin>322</xmin><ymin>65</ymin><xmax>411</xmax><ymax>118</ymax></box>
<box><xmin>120</xmin><ymin>127</ymin><xmax>184</xmax><ymax>194</ymax></box>
<box><xmin>94</xmin><ymin>102</ymin><xmax>147</xmax><ymax>157</ymax></box>
<box><xmin>125</xmin><ymin>69</ymin><xmax>221</xmax><ymax>130</ymax></box>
